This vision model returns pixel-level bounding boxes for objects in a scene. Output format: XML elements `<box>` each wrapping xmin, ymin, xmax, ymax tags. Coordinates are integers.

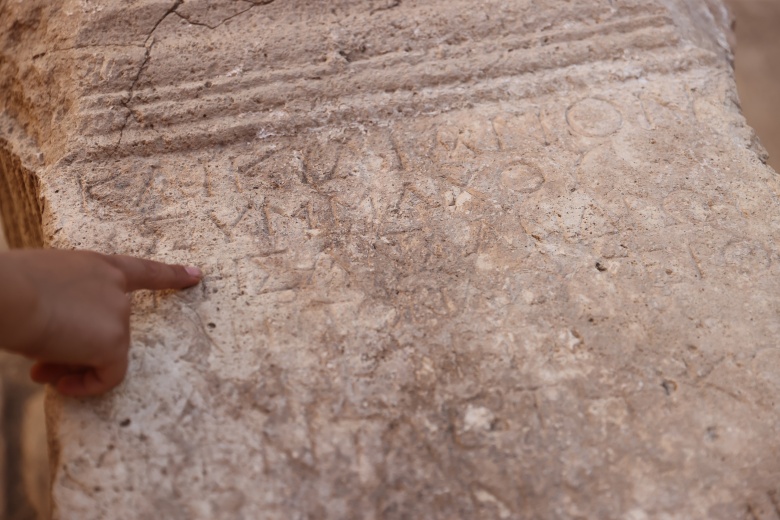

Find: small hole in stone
<box><xmin>595</xmin><ymin>262</ymin><xmax>607</xmax><ymax>272</ymax></box>
<box><xmin>120</xmin><ymin>419</ymin><xmax>131</xmax><ymax>427</ymax></box>
<box><xmin>208</xmin><ymin>322</ymin><xmax>216</xmax><ymax>329</ymax></box>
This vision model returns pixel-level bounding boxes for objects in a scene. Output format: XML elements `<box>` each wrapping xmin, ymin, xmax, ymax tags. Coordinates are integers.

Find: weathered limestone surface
<box><xmin>2</xmin><ymin>0</ymin><xmax>780</xmax><ymax>518</ymax></box>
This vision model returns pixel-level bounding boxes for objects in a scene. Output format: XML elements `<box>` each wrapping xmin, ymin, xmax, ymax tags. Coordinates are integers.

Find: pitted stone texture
<box><xmin>2</xmin><ymin>0</ymin><xmax>780</xmax><ymax>519</ymax></box>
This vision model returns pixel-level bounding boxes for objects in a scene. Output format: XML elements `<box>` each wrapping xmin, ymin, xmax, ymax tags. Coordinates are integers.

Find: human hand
<box><xmin>0</xmin><ymin>249</ymin><xmax>202</xmax><ymax>397</ymax></box>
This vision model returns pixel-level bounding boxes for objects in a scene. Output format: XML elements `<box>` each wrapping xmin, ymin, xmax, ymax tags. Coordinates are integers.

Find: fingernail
<box><xmin>185</xmin><ymin>266</ymin><xmax>203</xmax><ymax>278</ymax></box>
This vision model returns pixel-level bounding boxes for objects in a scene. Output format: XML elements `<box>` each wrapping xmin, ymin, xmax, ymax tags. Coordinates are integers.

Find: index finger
<box><xmin>103</xmin><ymin>255</ymin><xmax>203</xmax><ymax>292</ymax></box>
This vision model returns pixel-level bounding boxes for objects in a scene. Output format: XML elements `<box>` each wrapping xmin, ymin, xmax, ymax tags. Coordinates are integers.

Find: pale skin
<box><xmin>0</xmin><ymin>249</ymin><xmax>202</xmax><ymax>398</ymax></box>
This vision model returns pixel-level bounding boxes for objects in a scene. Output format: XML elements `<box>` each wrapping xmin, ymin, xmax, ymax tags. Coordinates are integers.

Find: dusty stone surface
<box><xmin>3</xmin><ymin>0</ymin><xmax>780</xmax><ymax>518</ymax></box>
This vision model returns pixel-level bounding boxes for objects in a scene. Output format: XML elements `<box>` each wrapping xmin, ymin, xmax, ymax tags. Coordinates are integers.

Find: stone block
<box><xmin>2</xmin><ymin>0</ymin><xmax>780</xmax><ymax>518</ymax></box>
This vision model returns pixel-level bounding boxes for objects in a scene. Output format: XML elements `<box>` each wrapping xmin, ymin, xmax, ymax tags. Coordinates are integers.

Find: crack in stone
<box><xmin>174</xmin><ymin>0</ymin><xmax>275</xmax><ymax>30</ymax></box>
<box><xmin>144</xmin><ymin>0</ymin><xmax>183</xmax><ymax>46</ymax></box>
<box><xmin>115</xmin><ymin>0</ymin><xmax>183</xmax><ymax>150</ymax></box>
<box><xmin>114</xmin><ymin>0</ymin><xmax>277</xmax><ymax>150</ymax></box>
<box><xmin>115</xmin><ymin>47</ymin><xmax>150</xmax><ymax>150</ymax></box>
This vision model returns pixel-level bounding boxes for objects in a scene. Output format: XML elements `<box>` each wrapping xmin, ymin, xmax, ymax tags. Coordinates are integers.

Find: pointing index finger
<box><xmin>104</xmin><ymin>255</ymin><xmax>203</xmax><ymax>292</ymax></box>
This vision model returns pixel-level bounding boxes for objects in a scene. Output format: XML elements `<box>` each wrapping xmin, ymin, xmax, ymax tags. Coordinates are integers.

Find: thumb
<box><xmin>56</xmin><ymin>358</ymin><xmax>129</xmax><ymax>397</ymax></box>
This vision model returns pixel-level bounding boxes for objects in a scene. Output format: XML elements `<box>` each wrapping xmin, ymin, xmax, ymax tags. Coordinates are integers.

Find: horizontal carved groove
<box><xmin>81</xmin><ymin>12</ymin><xmax>673</xmax><ymax>109</ymax></box>
<box><xmin>54</xmin><ymin>1</ymin><xmax>733</xmax><ymax>163</ymax></box>
<box><xmin>131</xmin><ymin>21</ymin><xmax>679</xmax><ymax>126</ymax></box>
<box><xmin>79</xmin><ymin>44</ymin><xmax>718</xmax><ymax>161</ymax></box>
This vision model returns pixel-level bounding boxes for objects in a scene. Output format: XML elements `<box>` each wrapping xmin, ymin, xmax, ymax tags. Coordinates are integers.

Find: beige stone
<box><xmin>3</xmin><ymin>0</ymin><xmax>780</xmax><ymax>518</ymax></box>
<box><xmin>0</xmin><ymin>352</ymin><xmax>47</xmax><ymax>519</ymax></box>
<box><xmin>22</xmin><ymin>391</ymin><xmax>50</xmax><ymax>520</ymax></box>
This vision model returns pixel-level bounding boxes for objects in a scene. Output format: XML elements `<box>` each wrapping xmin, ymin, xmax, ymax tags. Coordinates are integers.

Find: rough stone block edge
<box><xmin>0</xmin><ymin>114</ymin><xmax>44</xmax><ymax>249</ymax></box>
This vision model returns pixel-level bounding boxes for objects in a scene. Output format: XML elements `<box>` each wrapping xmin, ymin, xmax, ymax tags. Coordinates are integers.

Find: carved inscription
<box><xmin>567</xmin><ymin>98</ymin><xmax>623</xmax><ymax>137</ymax></box>
<box><xmin>26</xmin><ymin>1</ymin><xmax>780</xmax><ymax>515</ymax></box>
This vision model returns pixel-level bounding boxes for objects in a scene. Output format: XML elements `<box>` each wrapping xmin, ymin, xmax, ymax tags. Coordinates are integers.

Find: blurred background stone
<box><xmin>21</xmin><ymin>391</ymin><xmax>49</xmax><ymax>520</ymax></box>
<box><xmin>728</xmin><ymin>0</ymin><xmax>780</xmax><ymax>171</ymax></box>
<box><xmin>0</xmin><ymin>353</ymin><xmax>46</xmax><ymax>520</ymax></box>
